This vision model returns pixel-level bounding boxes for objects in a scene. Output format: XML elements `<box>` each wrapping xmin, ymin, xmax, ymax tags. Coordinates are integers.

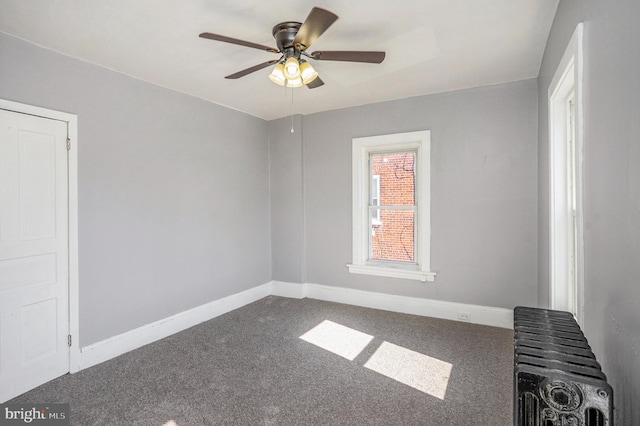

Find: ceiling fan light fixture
<box><xmin>268</xmin><ymin>63</ymin><xmax>286</xmax><ymax>86</ymax></box>
<box><xmin>283</xmin><ymin>56</ymin><xmax>301</xmax><ymax>80</ymax></box>
<box><xmin>286</xmin><ymin>77</ymin><xmax>304</xmax><ymax>88</ymax></box>
<box><xmin>201</xmin><ymin>7</ymin><xmax>386</xmax><ymax>90</ymax></box>
<box><xmin>300</xmin><ymin>61</ymin><xmax>318</xmax><ymax>84</ymax></box>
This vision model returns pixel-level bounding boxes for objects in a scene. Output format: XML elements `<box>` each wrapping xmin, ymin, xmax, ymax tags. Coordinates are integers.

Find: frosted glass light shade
<box><xmin>268</xmin><ymin>63</ymin><xmax>286</xmax><ymax>86</ymax></box>
<box><xmin>286</xmin><ymin>78</ymin><xmax>303</xmax><ymax>88</ymax></box>
<box><xmin>284</xmin><ymin>57</ymin><xmax>301</xmax><ymax>80</ymax></box>
<box><xmin>300</xmin><ymin>61</ymin><xmax>318</xmax><ymax>84</ymax></box>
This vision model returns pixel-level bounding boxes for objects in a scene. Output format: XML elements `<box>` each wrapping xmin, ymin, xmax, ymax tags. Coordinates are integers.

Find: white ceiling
<box><xmin>0</xmin><ymin>0</ymin><xmax>558</xmax><ymax>120</ymax></box>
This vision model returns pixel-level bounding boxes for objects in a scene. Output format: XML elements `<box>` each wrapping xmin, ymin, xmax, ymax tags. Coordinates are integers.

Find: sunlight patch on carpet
<box><xmin>364</xmin><ymin>341</ymin><xmax>452</xmax><ymax>399</ymax></box>
<box><xmin>299</xmin><ymin>320</ymin><xmax>374</xmax><ymax>361</ymax></box>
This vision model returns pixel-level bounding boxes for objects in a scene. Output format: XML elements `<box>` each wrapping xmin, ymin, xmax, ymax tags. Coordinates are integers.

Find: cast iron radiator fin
<box><xmin>514</xmin><ymin>306</ymin><xmax>613</xmax><ymax>425</ymax></box>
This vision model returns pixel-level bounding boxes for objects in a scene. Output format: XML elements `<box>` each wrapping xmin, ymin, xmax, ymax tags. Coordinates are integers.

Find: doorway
<box><xmin>0</xmin><ymin>100</ymin><xmax>79</xmax><ymax>402</ymax></box>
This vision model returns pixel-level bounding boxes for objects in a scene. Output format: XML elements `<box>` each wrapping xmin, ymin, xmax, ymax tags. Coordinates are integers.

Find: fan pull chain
<box><xmin>284</xmin><ymin>81</ymin><xmax>288</xmax><ymax>121</ymax></box>
<box><xmin>282</xmin><ymin>80</ymin><xmax>295</xmax><ymax>134</ymax></box>
<box><xmin>290</xmin><ymin>86</ymin><xmax>295</xmax><ymax>133</ymax></box>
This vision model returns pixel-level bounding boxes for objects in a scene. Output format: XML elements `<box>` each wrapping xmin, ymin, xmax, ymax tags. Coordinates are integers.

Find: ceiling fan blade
<box><xmin>225</xmin><ymin>60</ymin><xmax>279</xmax><ymax>79</ymax></box>
<box><xmin>199</xmin><ymin>32</ymin><xmax>279</xmax><ymax>53</ymax></box>
<box><xmin>293</xmin><ymin>7</ymin><xmax>338</xmax><ymax>50</ymax></box>
<box><xmin>311</xmin><ymin>51</ymin><xmax>386</xmax><ymax>63</ymax></box>
<box><xmin>306</xmin><ymin>76</ymin><xmax>324</xmax><ymax>89</ymax></box>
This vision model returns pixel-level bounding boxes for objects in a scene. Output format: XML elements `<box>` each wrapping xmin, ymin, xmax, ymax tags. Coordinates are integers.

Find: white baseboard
<box><xmin>79</xmin><ymin>283</ymin><xmax>271</xmax><ymax>370</ymax></box>
<box><xmin>303</xmin><ymin>283</ymin><xmax>513</xmax><ymax>329</ymax></box>
<box><xmin>79</xmin><ymin>280</ymin><xmax>512</xmax><ymax>372</ymax></box>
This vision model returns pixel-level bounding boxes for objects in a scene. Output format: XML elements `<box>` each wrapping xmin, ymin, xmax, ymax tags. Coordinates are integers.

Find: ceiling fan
<box><xmin>199</xmin><ymin>7</ymin><xmax>385</xmax><ymax>89</ymax></box>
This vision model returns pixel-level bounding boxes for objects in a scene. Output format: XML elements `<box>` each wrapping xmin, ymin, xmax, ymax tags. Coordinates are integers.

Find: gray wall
<box><xmin>269</xmin><ymin>115</ymin><xmax>305</xmax><ymax>283</ymax></box>
<box><xmin>538</xmin><ymin>1</ymin><xmax>640</xmax><ymax>422</ymax></box>
<box><xmin>0</xmin><ymin>33</ymin><xmax>272</xmax><ymax>347</ymax></box>
<box><xmin>271</xmin><ymin>79</ymin><xmax>539</xmax><ymax>309</ymax></box>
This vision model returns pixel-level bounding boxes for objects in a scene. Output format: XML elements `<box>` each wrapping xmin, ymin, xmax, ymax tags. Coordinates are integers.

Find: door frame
<box><xmin>0</xmin><ymin>99</ymin><xmax>80</xmax><ymax>373</ymax></box>
<box><xmin>548</xmin><ymin>23</ymin><xmax>584</xmax><ymax>326</ymax></box>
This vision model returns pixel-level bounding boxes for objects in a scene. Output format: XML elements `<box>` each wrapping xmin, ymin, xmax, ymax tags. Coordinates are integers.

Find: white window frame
<box><xmin>348</xmin><ymin>130</ymin><xmax>435</xmax><ymax>282</ymax></box>
<box><xmin>549</xmin><ymin>23</ymin><xmax>584</xmax><ymax>326</ymax></box>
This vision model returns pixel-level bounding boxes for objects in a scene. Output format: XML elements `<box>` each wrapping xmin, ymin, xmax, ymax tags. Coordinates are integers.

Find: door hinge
<box><xmin>68</xmin><ymin>335</ymin><xmax>72</xmax><ymax>347</ymax></box>
<box><xmin>66</xmin><ymin>138</ymin><xmax>71</xmax><ymax>151</ymax></box>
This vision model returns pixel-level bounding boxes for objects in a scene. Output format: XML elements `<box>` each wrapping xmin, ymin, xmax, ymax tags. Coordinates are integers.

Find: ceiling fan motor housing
<box><xmin>272</xmin><ymin>22</ymin><xmax>302</xmax><ymax>54</ymax></box>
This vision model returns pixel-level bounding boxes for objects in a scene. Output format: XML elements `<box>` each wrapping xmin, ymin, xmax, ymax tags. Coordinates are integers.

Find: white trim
<box><xmin>66</xmin><ymin>115</ymin><xmax>80</xmax><ymax>373</ymax></box>
<box><xmin>0</xmin><ymin>99</ymin><xmax>81</xmax><ymax>373</ymax></box>
<box><xmin>77</xmin><ymin>280</ymin><xmax>511</xmax><ymax>371</ymax></box>
<box><xmin>79</xmin><ymin>283</ymin><xmax>271</xmax><ymax>369</ymax></box>
<box><xmin>548</xmin><ymin>23</ymin><xmax>584</xmax><ymax>326</ymax></box>
<box><xmin>304</xmin><ymin>282</ymin><xmax>511</xmax><ymax>329</ymax></box>
<box><xmin>350</xmin><ymin>130</ymin><xmax>434</xmax><ymax>281</ymax></box>
<box><xmin>274</xmin><ymin>281</ymin><xmax>510</xmax><ymax>329</ymax></box>
<box><xmin>346</xmin><ymin>264</ymin><xmax>435</xmax><ymax>282</ymax></box>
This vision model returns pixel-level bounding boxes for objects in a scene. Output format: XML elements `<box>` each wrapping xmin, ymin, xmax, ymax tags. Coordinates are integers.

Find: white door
<box><xmin>0</xmin><ymin>109</ymin><xmax>70</xmax><ymax>402</ymax></box>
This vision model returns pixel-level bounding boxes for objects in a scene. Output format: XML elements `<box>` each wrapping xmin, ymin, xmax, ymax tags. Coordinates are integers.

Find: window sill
<box><xmin>347</xmin><ymin>264</ymin><xmax>436</xmax><ymax>282</ymax></box>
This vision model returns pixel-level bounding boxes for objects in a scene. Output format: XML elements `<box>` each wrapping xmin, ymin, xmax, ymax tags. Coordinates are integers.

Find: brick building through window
<box><xmin>370</xmin><ymin>151</ymin><xmax>416</xmax><ymax>263</ymax></box>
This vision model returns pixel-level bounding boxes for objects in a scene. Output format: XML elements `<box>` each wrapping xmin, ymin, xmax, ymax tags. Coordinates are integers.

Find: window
<box><xmin>549</xmin><ymin>23</ymin><xmax>584</xmax><ymax>325</ymax></box>
<box><xmin>370</xmin><ymin>151</ymin><xmax>416</xmax><ymax>263</ymax></box>
<box><xmin>348</xmin><ymin>130</ymin><xmax>435</xmax><ymax>282</ymax></box>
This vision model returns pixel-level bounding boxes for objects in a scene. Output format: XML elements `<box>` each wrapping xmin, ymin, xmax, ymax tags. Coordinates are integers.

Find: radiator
<box><xmin>513</xmin><ymin>306</ymin><xmax>614</xmax><ymax>425</ymax></box>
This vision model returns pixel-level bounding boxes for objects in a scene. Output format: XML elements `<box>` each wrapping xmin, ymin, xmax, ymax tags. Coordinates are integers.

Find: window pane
<box><xmin>370</xmin><ymin>209</ymin><xmax>415</xmax><ymax>263</ymax></box>
<box><xmin>371</xmin><ymin>207</ymin><xmax>380</xmax><ymax>223</ymax></box>
<box><xmin>371</xmin><ymin>175</ymin><xmax>380</xmax><ymax>201</ymax></box>
<box><xmin>370</xmin><ymin>152</ymin><xmax>416</xmax><ymax>206</ymax></box>
<box><xmin>371</xmin><ymin>175</ymin><xmax>380</xmax><ymax>222</ymax></box>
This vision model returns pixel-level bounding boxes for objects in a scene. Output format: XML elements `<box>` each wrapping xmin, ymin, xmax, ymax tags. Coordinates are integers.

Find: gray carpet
<box><xmin>9</xmin><ymin>296</ymin><xmax>513</xmax><ymax>425</ymax></box>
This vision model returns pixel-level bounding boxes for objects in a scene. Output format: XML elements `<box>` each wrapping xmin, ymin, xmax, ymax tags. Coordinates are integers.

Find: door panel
<box><xmin>20</xmin><ymin>131</ymin><xmax>58</xmax><ymax>240</ymax></box>
<box><xmin>0</xmin><ymin>109</ymin><xmax>69</xmax><ymax>402</ymax></box>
